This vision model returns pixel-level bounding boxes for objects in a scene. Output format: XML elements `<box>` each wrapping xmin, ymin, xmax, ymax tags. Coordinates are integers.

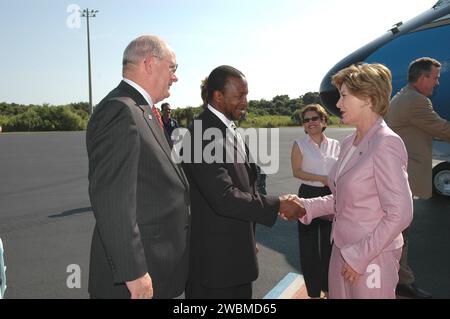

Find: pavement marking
<box><xmin>263</xmin><ymin>272</ymin><xmax>308</xmax><ymax>299</ymax></box>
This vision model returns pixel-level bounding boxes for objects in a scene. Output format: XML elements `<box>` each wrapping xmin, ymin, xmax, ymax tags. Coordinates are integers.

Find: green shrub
<box><xmin>47</xmin><ymin>106</ymin><xmax>86</xmax><ymax>131</ymax></box>
<box><xmin>3</xmin><ymin>105</ymin><xmax>86</xmax><ymax>131</ymax></box>
<box><xmin>0</xmin><ymin>115</ymin><xmax>9</xmax><ymax>131</ymax></box>
<box><xmin>240</xmin><ymin>115</ymin><xmax>295</xmax><ymax>128</ymax></box>
<box><xmin>7</xmin><ymin>108</ymin><xmax>43</xmax><ymax>131</ymax></box>
<box><xmin>328</xmin><ymin>115</ymin><xmax>342</xmax><ymax>126</ymax></box>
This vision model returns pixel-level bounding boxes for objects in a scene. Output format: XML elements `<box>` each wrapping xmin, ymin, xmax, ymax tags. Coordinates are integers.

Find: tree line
<box><xmin>0</xmin><ymin>102</ymin><xmax>89</xmax><ymax>132</ymax></box>
<box><xmin>0</xmin><ymin>92</ymin><xmax>330</xmax><ymax>132</ymax></box>
<box><xmin>171</xmin><ymin>92</ymin><xmax>326</xmax><ymax>128</ymax></box>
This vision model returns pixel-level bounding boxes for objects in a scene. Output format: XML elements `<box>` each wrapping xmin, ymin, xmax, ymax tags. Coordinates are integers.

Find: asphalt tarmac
<box><xmin>0</xmin><ymin>128</ymin><xmax>449</xmax><ymax>299</ymax></box>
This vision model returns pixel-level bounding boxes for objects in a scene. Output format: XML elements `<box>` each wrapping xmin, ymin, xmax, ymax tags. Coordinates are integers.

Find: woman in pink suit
<box><xmin>298</xmin><ymin>63</ymin><xmax>413</xmax><ymax>298</ymax></box>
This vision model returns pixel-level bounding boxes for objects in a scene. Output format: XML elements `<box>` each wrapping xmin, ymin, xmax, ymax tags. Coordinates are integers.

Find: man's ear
<box><xmin>143</xmin><ymin>54</ymin><xmax>155</xmax><ymax>74</ymax></box>
<box><xmin>213</xmin><ymin>90</ymin><xmax>223</xmax><ymax>105</ymax></box>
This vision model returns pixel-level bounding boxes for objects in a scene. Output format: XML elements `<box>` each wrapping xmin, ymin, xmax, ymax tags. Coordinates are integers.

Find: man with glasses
<box><xmin>86</xmin><ymin>35</ymin><xmax>190</xmax><ymax>299</ymax></box>
<box><xmin>386</xmin><ymin>57</ymin><xmax>450</xmax><ymax>299</ymax></box>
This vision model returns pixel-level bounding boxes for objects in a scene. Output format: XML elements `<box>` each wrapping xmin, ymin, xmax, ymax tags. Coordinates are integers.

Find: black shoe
<box><xmin>396</xmin><ymin>283</ymin><xmax>432</xmax><ymax>299</ymax></box>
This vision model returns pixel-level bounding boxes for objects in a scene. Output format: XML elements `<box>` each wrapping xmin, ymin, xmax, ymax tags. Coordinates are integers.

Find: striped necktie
<box><xmin>230</xmin><ymin>122</ymin><xmax>247</xmax><ymax>156</ymax></box>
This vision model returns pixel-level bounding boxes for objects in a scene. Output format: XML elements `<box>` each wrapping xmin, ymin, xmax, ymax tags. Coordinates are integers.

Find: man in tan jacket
<box><xmin>386</xmin><ymin>57</ymin><xmax>450</xmax><ymax>298</ymax></box>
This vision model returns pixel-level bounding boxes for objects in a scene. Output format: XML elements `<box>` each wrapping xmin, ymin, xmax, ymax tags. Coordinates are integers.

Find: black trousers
<box><xmin>186</xmin><ymin>280</ymin><xmax>252</xmax><ymax>299</ymax></box>
<box><xmin>297</xmin><ymin>184</ymin><xmax>332</xmax><ymax>298</ymax></box>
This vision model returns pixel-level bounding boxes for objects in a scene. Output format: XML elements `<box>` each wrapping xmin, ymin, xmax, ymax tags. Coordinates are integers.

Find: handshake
<box><xmin>278</xmin><ymin>195</ymin><xmax>306</xmax><ymax>221</ymax></box>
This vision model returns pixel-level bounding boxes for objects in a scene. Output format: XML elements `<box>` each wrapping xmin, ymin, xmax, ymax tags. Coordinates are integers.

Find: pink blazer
<box><xmin>300</xmin><ymin>118</ymin><xmax>413</xmax><ymax>274</ymax></box>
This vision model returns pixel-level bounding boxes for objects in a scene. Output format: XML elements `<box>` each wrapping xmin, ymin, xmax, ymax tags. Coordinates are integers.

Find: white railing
<box><xmin>0</xmin><ymin>238</ymin><xmax>6</xmax><ymax>299</ymax></box>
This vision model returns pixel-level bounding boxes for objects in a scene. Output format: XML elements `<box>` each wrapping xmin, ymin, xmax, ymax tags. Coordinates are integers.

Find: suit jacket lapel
<box><xmin>140</xmin><ymin>104</ymin><xmax>190</xmax><ymax>189</ymax></box>
<box><xmin>204</xmin><ymin>109</ymin><xmax>252</xmax><ymax>170</ymax></box>
<box><xmin>117</xmin><ymin>81</ymin><xmax>189</xmax><ymax>189</ymax></box>
<box><xmin>338</xmin><ymin>138</ymin><xmax>367</xmax><ymax>178</ymax></box>
<box><xmin>338</xmin><ymin>117</ymin><xmax>384</xmax><ymax>179</ymax></box>
<box><xmin>140</xmin><ymin>104</ymin><xmax>171</xmax><ymax>154</ymax></box>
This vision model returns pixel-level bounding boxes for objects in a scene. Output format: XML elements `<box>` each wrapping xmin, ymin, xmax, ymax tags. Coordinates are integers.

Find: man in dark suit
<box><xmin>182</xmin><ymin>65</ymin><xmax>303</xmax><ymax>299</ymax></box>
<box><xmin>86</xmin><ymin>35</ymin><xmax>190</xmax><ymax>299</ymax></box>
<box><xmin>161</xmin><ymin>102</ymin><xmax>179</xmax><ymax>138</ymax></box>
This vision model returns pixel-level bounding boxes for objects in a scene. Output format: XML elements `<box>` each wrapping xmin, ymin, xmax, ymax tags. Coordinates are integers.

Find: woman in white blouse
<box><xmin>291</xmin><ymin>104</ymin><xmax>340</xmax><ymax>298</ymax></box>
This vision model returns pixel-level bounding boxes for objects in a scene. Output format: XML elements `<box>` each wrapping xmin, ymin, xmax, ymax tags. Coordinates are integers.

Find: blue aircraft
<box><xmin>319</xmin><ymin>0</ymin><xmax>450</xmax><ymax>197</ymax></box>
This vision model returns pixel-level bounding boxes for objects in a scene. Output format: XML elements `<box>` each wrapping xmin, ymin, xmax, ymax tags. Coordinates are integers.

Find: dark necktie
<box><xmin>151</xmin><ymin>105</ymin><xmax>164</xmax><ymax>131</ymax></box>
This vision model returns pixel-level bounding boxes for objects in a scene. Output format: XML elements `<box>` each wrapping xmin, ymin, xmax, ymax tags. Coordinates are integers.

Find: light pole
<box><xmin>81</xmin><ymin>8</ymin><xmax>98</xmax><ymax>116</ymax></box>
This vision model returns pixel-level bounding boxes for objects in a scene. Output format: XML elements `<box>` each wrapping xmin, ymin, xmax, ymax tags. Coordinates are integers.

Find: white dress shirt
<box><xmin>208</xmin><ymin>104</ymin><xmax>247</xmax><ymax>157</ymax></box>
<box><xmin>123</xmin><ymin>78</ymin><xmax>154</xmax><ymax>106</ymax></box>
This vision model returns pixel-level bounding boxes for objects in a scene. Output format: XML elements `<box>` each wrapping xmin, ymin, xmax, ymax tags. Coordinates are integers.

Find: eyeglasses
<box><xmin>303</xmin><ymin>116</ymin><xmax>321</xmax><ymax>123</ymax></box>
<box><xmin>152</xmin><ymin>54</ymin><xmax>178</xmax><ymax>74</ymax></box>
<box><xmin>168</xmin><ymin>63</ymin><xmax>178</xmax><ymax>74</ymax></box>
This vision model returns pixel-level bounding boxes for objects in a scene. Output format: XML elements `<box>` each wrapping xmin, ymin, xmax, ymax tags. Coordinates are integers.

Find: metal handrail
<box><xmin>0</xmin><ymin>237</ymin><xmax>6</xmax><ymax>299</ymax></box>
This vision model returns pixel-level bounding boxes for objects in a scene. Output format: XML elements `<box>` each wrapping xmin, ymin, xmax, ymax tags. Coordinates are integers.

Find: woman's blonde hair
<box><xmin>332</xmin><ymin>63</ymin><xmax>392</xmax><ymax>116</ymax></box>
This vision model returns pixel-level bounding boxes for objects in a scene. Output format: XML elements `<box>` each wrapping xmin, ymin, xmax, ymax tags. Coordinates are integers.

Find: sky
<box><xmin>0</xmin><ymin>0</ymin><xmax>439</xmax><ymax>109</ymax></box>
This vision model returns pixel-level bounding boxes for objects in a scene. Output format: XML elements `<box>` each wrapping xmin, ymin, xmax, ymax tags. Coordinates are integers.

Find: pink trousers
<box><xmin>329</xmin><ymin>244</ymin><xmax>402</xmax><ymax>299</ymax></box>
